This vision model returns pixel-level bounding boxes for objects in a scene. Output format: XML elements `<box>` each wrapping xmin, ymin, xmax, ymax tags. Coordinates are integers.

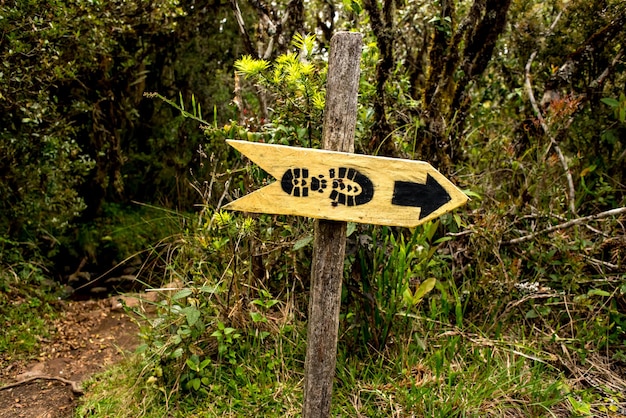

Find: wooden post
<box><xmin>302</xmin><ymin>31</ymin><xmax>362</xmax><ymax>418</ymax></box>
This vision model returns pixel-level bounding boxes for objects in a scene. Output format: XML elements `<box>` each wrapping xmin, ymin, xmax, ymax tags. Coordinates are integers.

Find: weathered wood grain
<box><xmin>302</xmin><ymin>31</ymin><xmax>362</xmax><ymax>418</ymax></box>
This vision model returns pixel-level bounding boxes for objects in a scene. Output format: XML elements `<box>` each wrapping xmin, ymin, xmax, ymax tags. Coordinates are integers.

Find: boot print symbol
<box><xmin>281</xmin><ymin>167</ymin><xmax>374</xmax><ymax>206</ymax></box>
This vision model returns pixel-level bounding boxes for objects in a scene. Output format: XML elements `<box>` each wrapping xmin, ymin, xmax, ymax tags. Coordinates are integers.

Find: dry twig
<box><xmin>524</xmin><ymin>52</ymin><xmax>577</xmax><ymax>216</ymax></box>
<box><xmin>504</xmin><ymin>206</ymin><xmax>626</xmax><ymax>244</ymax></box>
<box><xmin>523</xmin><ymin>11</ymin><xmax>576</xmax><ymax>215</ymax></box>
<box><xmin>0</xmin><ymin>375</ymin><xmax>84</xmax><ymax>395</ymax></box>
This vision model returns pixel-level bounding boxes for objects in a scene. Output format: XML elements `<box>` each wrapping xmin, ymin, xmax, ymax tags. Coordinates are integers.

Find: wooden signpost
<box><xmin>223</xmin><ymin>140</ymin><xmax>468</xmax><ymax>227</ymax></box>
<box><xmin>225</xmin><ymin>32</ymin><xmax>468</xmax><ymax>418</ymax></box>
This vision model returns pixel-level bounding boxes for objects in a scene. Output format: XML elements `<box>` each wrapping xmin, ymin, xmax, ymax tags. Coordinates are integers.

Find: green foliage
<box><xmin>144</xmin><ymin>92</ymin><xmax>209</xmax><ymax>128</ymax></box>
<box><xmin>0</xmin><ymin>262</ymin><xmax>60</xmax><ymax>360</ymax></box>
<box><xmin>134</xmin><ymin>282</ymin><xmax>218</xmax><ymax>398</ymax></box>
<box><xmin>602</xmin><ymin>93</ymin><xmax>626</xmax><ymax>124</ymax></box>
<box><xmin>210</xmin><ymin>321</ymin><xmax>242</xmax><ymax>365</ymax></box>
<box><xmin>234</xmin><ymin>33</ymin><xmax>326</xmax><ymax>147</ymax></box>
<box><xmin>0</xmin><ymin>0</ymin><xmax>172</xmax><ymax>268</ymax></box>
<box><xmin>95</xmin><ymin>11</ymin><xmax>625</xmax><ymax>414</ymax></box>
<box><xmin>0</xmin><ymin>0</ymin><xmax>246</xmax><ymax>279</ymax></box>
<box><xmin>122</xmin><ymin>199</ymin><xmax>310</xmax><ymax>409</ymax></box>
<box><xmin>80</xmin><ymin>293</ymin><xmax>576</xmax><ymax>417</ymax></box>
<box><xmin>56</xmin><ymin>203</ymin><xmax>181</xmax><ymax>270</ymax></box>
<box><xmin>343</xmin><ymin>221</ymin><xmax>451</xmax><ymax>350</ymax></box>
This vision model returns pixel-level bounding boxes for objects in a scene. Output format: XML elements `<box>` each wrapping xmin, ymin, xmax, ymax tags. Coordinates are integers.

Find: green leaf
<box><xmin>290</xmin><ymin>33</ymin><xmax>316</xmax><ymax>59</ymax></box>
<box><xmin>191</xmin><ymin>378</ymin><xmax>201</xmax><ymax>391</ymax></box>
<box><xmin>600</xmin><ymin>97</ymin><xmax>619</xmax><ymax>108</ymax></box>
<box><xmin>186</xmin><ymin>358</ymin><xmax>199</xmax><ymax>372</ymax></box>
<box><xmin>172</xmin><ymin>289</ymin><xmax>192</xmax><ymax>300</ymax></box>
<box><xmin>184</xmin><ymin>307</ymin><xmax>200</xmax><ymax>327</ymax></box>
<box><xmin>434</xmin><ymin>236</ymin><xmax>453</xmax><ymax>244</ymax></box>
<box><xmin>463</xmin><ymin>189</ymin><xmax>481</xmax><ymax>200</ymax></box>
<box><xmin>250</xmin><ymin>311</ymin><xmax>267</xmax><ymax>323</ymax></box>
<box><xmin>588</xmin><ymin>289</ymin><xmax>611</xmax><ymax>297</ymax></box>
<box><xmin>178</xmin><ymin>91</ymin><xmax>185</xmax><ymax>112</ymax></box>
<box><xmin>343</xmin><ymin>0</ymin><xmax>362</xmax><ymax>14</ymax></box>
<box><xmin>525</xmin><ymin>309</ymin><xmax>538</xmax><ymax>319</ymax></box>
<box><xmin>199</xmin><ymin>285</ymin><xmax>218</xmax><ymax>294</ymax></box>
<box><xmin>568</xmin><ymin>396</ymin><xmax>591</xmax><ymax>415</ymax></box>
<box><xmin>402</xmin><ymin>287</ymin><xmax>414</xmax><ymax>306</ymax></box>
<box><xmin>312</xmin><ymin>91</ymin><xmax>325</xmax><ymax>110</ymax></box>
<box><xmin>293</xmin><ymin>235</ymin><xmax>313</xmax><ymax>250</ymax></box>
<box><xmin>425</xmin><ymin>221</ymin><xmax>440</xmax><ymax>242</ymax></box>
<box><xmin>234</xmin><ymin>55</ymin><xmax>270</xmax><ymax>77</ymax></box>
<box><xmin>177</xmin><ymin>327</ymin><xmax>191</xmax><ymax>336</ymax></box>
<box><xmin>252</xmin><ymin>298</ymin><xmax>279</xmax><ymax>309</ymax></box>
<box><xmin>171</xmin><ymin>347</ymin><xmax>184</xmax><ymax>359</ymax></box>
<box><xmin>414</xmin><ymin>278</ymin><xmax>437</xmax><ymax>301</ymax></box>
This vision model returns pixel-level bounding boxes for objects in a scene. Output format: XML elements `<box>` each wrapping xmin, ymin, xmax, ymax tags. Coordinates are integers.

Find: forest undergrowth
<box><xmin>74</xmin><ymin>189</ymin><xmax>626</xmax><ymax>417</ymax></box>
<box><xmin>2</xmin><ymin>2</ymin><xmax>625</xmax><ymax>417</ymax></box>
<box><xmin>76</xmin><ymin>115</ymin><xmax>626</xmax><ymax>416</ymax></box>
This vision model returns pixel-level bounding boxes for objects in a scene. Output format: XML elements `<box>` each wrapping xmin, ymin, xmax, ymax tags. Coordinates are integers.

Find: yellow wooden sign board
<box><xmin>224</xmin><ymin>140</ymin><xmax>468</xmax><ymax>228</ymax></box>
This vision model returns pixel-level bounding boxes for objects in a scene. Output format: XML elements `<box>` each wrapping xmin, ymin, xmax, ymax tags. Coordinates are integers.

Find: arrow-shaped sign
<box><xmin>223</xmin><ymin>140</ymin><xmax>468</xmax><ymax>228</ymax></box>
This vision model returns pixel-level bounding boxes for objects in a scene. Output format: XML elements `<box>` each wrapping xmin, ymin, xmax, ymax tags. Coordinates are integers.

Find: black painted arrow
<box><xmin>392</xmin><ymin>174</ymin><xmax>452</xmax><ymax>219</ymax></box>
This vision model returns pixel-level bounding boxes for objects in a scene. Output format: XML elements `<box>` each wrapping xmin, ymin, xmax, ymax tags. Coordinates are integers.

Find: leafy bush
<box><xmin>0</xmin><ymin>0</ymin><xmax>182</xmax><ymax>265</ymax></box>
<box><xmin>126</xmin><ymin>204</ymin><xmax>310</xmax><ymax>406</ymax></box>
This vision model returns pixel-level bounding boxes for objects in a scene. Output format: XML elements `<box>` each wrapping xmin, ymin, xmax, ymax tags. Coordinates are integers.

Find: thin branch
<box><xmin>496</xmin><ymin>292</ymin><xmax>563</xmax><ymax>329</ymax></box>
<box><xmin>0</xmin><ymin>375</ymin><xmax>83</xmax><ymax>395</ymax></box>
<box><xmin>582</xmin><ymin>255</ymin><xmax>619</xmax><ymax>271</ymax></box>
<box><xmin>504</xmin><ymin>206</ymin><xmax>626</xmax><ymax>245</ymax></box>
<box><xmin>589</xmin><ymin>48</ymin><xmax>624</xmax><ymax>89</ymax></box>
<box><xmin>229</xmin><ymin>0</ymin><xmax>256</xmax><ymax>56</ymax></box>
<box><xmin>233</xmin><ymin>72</ymin><xmax>245</xmax><ymax>122</ymax></box>
<box><xmin>524</xmin><ymin>11</ymin><xmax>577</xmax><ymax>216</ymax></box>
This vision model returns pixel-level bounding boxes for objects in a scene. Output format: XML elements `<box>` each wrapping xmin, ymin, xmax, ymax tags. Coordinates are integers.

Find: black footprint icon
<box><xmin>281</xmin><ymin>167</ymin><xmax>374</xmax><ymax>206</ymax></box>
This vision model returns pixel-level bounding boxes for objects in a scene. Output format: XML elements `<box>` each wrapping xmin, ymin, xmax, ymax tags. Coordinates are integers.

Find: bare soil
<box><xmin>0</xmin><ymin>297</ymin><xmax>141</xmax><ymax>418</ymax></box>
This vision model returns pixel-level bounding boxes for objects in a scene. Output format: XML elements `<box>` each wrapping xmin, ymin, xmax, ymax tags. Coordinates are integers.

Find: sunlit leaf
<box><xmin>588</xmin><ymin>289</ymin><xmax>611</xmax><ymax>297</ymax></box>
<box><xmin>414</xmin><ymin>278</ymin><xmax>437</xmax><ymax>301</ymax></box>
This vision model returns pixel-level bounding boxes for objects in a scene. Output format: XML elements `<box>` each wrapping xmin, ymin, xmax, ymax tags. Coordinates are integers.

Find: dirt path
<box><xmin>0</xmin><ymin>297</ymin><xmax>141</xmax><ymax>418</ymax></box>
